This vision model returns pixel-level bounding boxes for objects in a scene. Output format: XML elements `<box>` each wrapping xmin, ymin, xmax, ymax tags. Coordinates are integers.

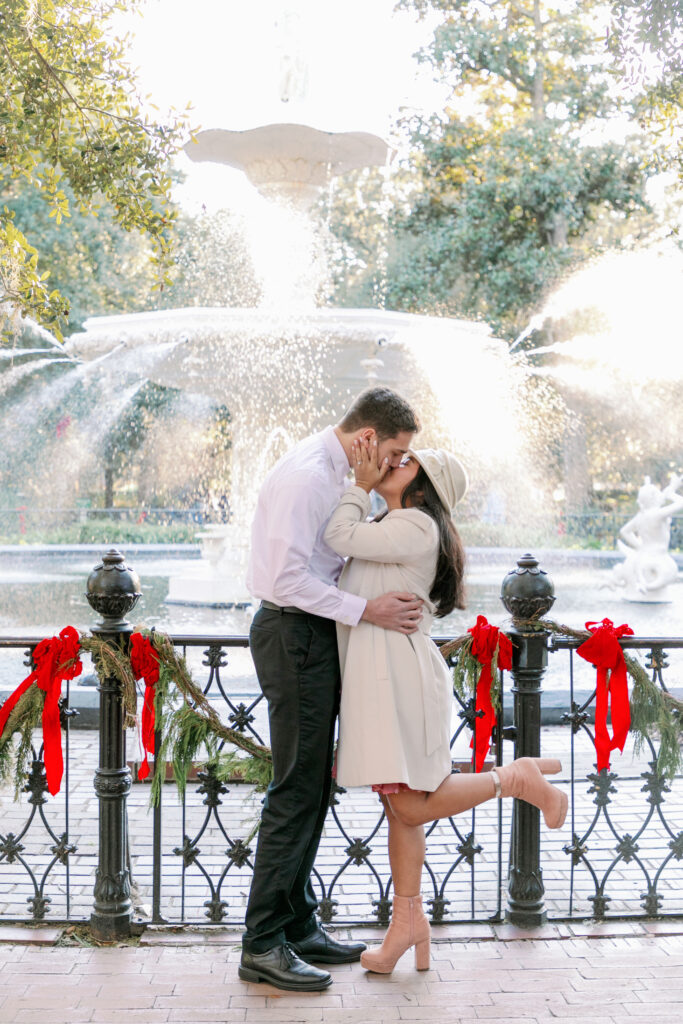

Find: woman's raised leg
<box><xmin>388</xmin><ymin>771</ymin><xmax>496</xmax><ymax>826</ymax></box>
<box><xmin>387</xmin><ymin>758</ymin><xmax>566</xmax><ymax>830</ymax></box>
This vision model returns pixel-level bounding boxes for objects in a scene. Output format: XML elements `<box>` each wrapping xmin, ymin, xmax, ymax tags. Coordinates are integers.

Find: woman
<box><xmin>324</xmin><ymin>438</ymin><xmax>567</xmax><ymax>974</ymax></box>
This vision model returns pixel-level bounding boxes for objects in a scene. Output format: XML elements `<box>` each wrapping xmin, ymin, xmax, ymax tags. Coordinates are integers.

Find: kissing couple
<box><xmin>240</xmin><ymin>386</ymin><xmax>567</xmax><ymax>991</ymax></box>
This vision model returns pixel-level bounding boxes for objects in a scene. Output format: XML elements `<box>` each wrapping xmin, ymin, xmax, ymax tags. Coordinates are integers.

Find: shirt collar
<box><xmin>323</xmin><ymin>425</ymin><xmax>351</xmax><ymax>485</ymax></box>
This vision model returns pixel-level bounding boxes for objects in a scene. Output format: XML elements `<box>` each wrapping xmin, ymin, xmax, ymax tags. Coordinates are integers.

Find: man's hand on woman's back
<box><xmin>362</xmin><ymin>592</ymin><xmax>423</xmax><ymax>634</ymax></box>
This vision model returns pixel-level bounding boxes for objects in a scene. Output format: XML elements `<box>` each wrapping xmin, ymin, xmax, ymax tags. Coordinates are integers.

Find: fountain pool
<box><xmin>1</xmin><ymin>543</ymin><xmax>680</xmax><ymax>658</ymax></box>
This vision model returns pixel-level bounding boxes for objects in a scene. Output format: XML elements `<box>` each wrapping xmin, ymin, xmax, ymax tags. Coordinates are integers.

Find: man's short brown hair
<box><xmin>339</xmin><ymin>387</ymin><xmax>420</xmax><ymax>440</ymax></box>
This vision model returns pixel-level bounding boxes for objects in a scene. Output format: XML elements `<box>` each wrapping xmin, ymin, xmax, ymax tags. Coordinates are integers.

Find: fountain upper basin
<box><xmin>64</xmin><ymin>306</ymin><xmax>500</xmax><ymax>422</ymax></box>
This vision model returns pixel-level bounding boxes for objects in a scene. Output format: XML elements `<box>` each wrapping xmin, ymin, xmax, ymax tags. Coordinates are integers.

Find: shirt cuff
<box><xmin>337</xmin><ymin>590</ymin><xmax>367</xmax><ymax>627</ymax></box>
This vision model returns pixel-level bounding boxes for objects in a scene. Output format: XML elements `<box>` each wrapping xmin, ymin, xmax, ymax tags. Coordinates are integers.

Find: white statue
<box><xmin>275</xmin><ymin>11</ymin><xmax>309</xmax><ymax>105</ymax></box>
<box><xmin>612</xmin><ymin>474</ymin><xmax>683</xmax><ymax>603</ymax></box>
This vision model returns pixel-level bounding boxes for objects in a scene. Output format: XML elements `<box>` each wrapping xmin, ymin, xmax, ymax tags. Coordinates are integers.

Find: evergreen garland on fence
<box><xmin>82</xmin><ymin>631</ymin><xmax>273</xmax><ymax>803</ymax></box>
<box><xmin>0</xmin><ymin>630</ymin><xmax>273</xmax><ymax>802</ymax></box>
<box><xmin>2</xmin><ymin>618</ymin><xmax>683</xmax><ymax>797</ymax></box>
<box><xmin>441</xmin><ymin>619</ymin><xmax>683</xmax><ymax>779</ymax></box>
<box><xmin>523</xmin><ymin>618</ymin><xmax>683</xmax><ymax>780</ymax></box>
<box><xmin>79</xmin><ymin>635</ymin><xmax>137</xmax><ymax>728</ymax></box>
<box><xmin>442</xmin><ymin>633</ymin><xmax>502</xmax><ymax>714</ymax></box>
<box><xmin>0</xmin><ymin>683</ymin><xmax>44</xmax><ymax>796</ymax></box>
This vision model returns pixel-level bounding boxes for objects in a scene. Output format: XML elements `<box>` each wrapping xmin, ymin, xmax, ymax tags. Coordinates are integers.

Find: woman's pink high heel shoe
<box><xmin>492</xmin><ymin>758</ymin><xmax>568</xmax><ymax>829</ymax></box>
<box><xmin>360</xmin><ymin>894</ymin><xmax>430</xmax><ymax>973</ymax></box>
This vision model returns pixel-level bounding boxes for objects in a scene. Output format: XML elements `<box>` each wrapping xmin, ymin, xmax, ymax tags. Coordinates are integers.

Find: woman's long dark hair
<box><xmin>401</xmin><ymin>466</ymin><xmax>466</xmax><ymax>617</ymax></box>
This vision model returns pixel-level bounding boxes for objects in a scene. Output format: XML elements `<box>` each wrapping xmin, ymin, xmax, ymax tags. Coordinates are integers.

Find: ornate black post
<box><xmin>500</xmin><ymin>553</ymin><xmax>555</xmax><ymax>927</ymax></box>
<box><xmin>86</xmin><ymin>549</ymin><xmax>141</xmax><ymax>941</ymax></box>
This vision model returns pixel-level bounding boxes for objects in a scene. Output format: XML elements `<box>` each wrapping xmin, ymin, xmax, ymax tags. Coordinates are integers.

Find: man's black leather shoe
<box><xmin>239</xmin><ymin>944</ymin><xmax>332</xmax><ymax>991</ymax></box>
<box><xmin>289</xmin><ymin>925</ymin><xmax>367</xmax><ymax>964</ymax></box>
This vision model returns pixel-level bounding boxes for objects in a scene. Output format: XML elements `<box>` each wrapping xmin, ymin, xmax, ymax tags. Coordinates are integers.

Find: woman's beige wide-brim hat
<box><xmin>410</xmin><ymin>449</ymin><xmax>468</xmax><ymax>515</ymax></box>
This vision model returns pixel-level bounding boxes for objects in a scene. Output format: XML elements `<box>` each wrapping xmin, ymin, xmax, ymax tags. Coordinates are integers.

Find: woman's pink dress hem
<box><xmin>332</xmin><ymin>761</ymin><xmax>422</xmax><ymax>795</ymax></box>
<box><xmin>372</xmin><ymin>782</ymin><xmax>421</xmax><ymax>795</ymax></box>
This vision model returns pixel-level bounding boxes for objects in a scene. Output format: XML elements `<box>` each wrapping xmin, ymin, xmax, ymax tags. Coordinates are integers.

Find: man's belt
<box><xmin>261</xmin><ymin>600</ymin><xmax>307</xmax><ymax>615</ymax></box>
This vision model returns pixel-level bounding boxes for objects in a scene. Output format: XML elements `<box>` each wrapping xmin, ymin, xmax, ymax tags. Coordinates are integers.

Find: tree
<box><xmin>392</xmin><ymin>115</ymin><xmax>650</xmax><ymax>336</ymax></box>
<box><xmin>102</xmin><ymin>381</ymin><xmax>173</xmax><ymax>507</ymax></box>
<box><xmin>0</xmin><ymin>0</ymin><xmax>189</xmax><ymax>341</ymax></box>
<box><xmin>1</xmin><ymin>171</ymin><xmax>157</xmax><ymax>332</ymax></box>
<box><xmin>2</xmin><ymin>174</ymin><xmax>262</xmax><ymax>332</ymax></box>
<box><xmin>325</xmin><ymin>0</ymin><xmax>657</xmax><ymax>339</ymax></box>
<box><xmin>103</xmin><ymin>392</ymin><xmax>233</xmax><ymax>510</ymax></box>
<box><xmin>608</xmin><ymin>0</ymin><xmax>683</xmax><ymax>180</ymax></box>
<box><xmin>609</xmin><ymin>0</ymin><xmax>683</xmax><ymax>81</ymax></box>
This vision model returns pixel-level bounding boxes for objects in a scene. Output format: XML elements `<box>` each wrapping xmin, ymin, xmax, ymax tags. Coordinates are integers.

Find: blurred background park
<box><xmin>2</xmin><ymin>1</ymin><xmax>683</xmax><ymax>935</ymax></box>
<box><xmin>1</xmin><ymin>0</ymin><xmax>682</xmax><ymax>634</ymax></box>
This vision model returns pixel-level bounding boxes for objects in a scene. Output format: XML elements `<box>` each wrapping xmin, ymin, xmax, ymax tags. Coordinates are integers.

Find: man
<box><xmin>239</xmin><ymin>387</ymin><xmax>422</xmax><ymax>992</ymax></box>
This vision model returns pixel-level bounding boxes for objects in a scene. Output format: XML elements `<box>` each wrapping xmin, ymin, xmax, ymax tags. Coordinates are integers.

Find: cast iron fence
<box><xmin>545</xmin><ymin>635</ymin><xmax>683</xmax><ymax>920</ymax></box>
<box><xmin>0</xmin><ymin>645</ymin><xmax>79</xmax><ymax>923</ymax></box>
<box><xmin>1</xmin><ymin>550</ymin><xmax>683</xmax><ymax>935</ymax></box>
<box><xmin>144</xmin><ymin>636</ymin><xmax>506</xmax><ymax>929</ymax></box>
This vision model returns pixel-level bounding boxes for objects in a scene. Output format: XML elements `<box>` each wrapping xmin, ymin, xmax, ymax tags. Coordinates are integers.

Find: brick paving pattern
<box><xmin>2</xmin><ymin>924</ymin><xmax>683</xmax><ymax>1023</ymax></box>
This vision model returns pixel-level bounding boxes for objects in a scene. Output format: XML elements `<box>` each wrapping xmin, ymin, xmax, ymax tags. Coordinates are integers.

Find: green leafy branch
<box><xmin>0</xmin><ymin>0</ymin><xmax>195</xmax><ymax>342</ymax></box>
<box><xmin>82</xmin><ymin>630</ymin><xmax>273</xmax><ymax>804</ymax></box>
<box><xmin>442</xmin><ymin>633</ymin><xmax>502</xmax><ymax>714</ymax></box>
<box><xmin>514</xmin><ymin>617</ymin><xmax>683</xmax><ymax>778</ymax></box>
<box><xmin>0</xmin><ymin>683</ymin><xmax>45</xmax><ymax>797</ymax></box>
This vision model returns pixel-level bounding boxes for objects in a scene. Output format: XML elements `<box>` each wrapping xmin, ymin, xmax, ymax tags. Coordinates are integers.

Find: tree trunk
<box><xmin>104</xmin><ymin>463</ymin><xmax>114</xmax><ymax>509</ymax></box>
<box><xmin>548</xmin><ymin>211</ymin><xmax>568</xmax><ymax>246</ymax></box>
<box><xmin>562</xmin><ymin>413</ymin><xmax>592</xmax><ymax>513</ymax></box>
<box><xmin>532</xmin><ymin>0</ymin><xmax>545</xmax><ymax>122</ymax></box>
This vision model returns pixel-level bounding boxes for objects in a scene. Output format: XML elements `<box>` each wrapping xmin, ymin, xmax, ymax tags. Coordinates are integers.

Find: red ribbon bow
<box><xmin>0</xmin><ymin>626</ymin><xmax>82</xmax><ymax>795</ymax></box>
<box><xmin>130</xmin><ymin>632</ymin><xmax>160</xmax><ymax>781</ymax></box>
<box><xmin>468</xmin><ymin>615</ymin><xmax>513</xmax><ymax>772</ymax></box>
<box><xmin>577</xmin><ymin>618</ymin><xmax>634</xmax><ymax>772</ymax></box>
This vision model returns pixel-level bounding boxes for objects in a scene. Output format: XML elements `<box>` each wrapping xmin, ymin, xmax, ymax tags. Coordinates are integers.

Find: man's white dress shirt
<box><xmin>247</xmin><ymin>426</ymin><xmax>367</xmax><ymax>626</ymax></box>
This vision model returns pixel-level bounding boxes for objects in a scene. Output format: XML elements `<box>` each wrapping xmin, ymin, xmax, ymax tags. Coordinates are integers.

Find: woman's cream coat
<box><xmin>324</xmin><ymin>485</ymin><xmax>453</xmax><ymax>792</ymax></box>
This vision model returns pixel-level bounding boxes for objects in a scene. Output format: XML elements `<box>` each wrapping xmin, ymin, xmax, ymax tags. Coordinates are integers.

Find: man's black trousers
<box><xmin>242</xmin><ymin>605</ymin><xmax>340</xmax><ymax>953</ymax></box>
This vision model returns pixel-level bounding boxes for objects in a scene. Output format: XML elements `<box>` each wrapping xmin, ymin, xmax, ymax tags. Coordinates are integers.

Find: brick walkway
<box><xmin>2</xmin><ymin>922</ymin><xmax>683</xmax><ymax>1023</ymax></box>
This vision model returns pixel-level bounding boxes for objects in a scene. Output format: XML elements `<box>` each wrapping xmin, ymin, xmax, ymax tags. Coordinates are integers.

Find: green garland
<box><xmin>519</xmin><ymin>618</ymin><xmax>683</xmax><ymax>780</ymax></box>
<box><xmin>442</xmin><ymin>633</ymin><xmax>503</xmax><ymax>715</ymax></box>
<box><xmin>147</xmin><ymin>630</ymin><xmax>273</xmax><ymax>801</ymax></box>
<box><xmin>441</xmin><ymin>620</ymin><xmax>683</xmax><ymax>779</ymax></box>
<box><xmin>79</xmin><ymin>635</ymin><xmax>138</xmax><ymax>728</ymax></box>
<box><xmin>0</xmin><ymin>630</ymin><xmax>273</xmax><ymax>803</ymax></box>
<box><xmin>81</xmin><ymin>630</ymin><xmax>273</xmax><ymax>803</ymax></box>
<box><xmin>0</xmin><ymin>683</ymin><xmax>45</xmax><ymax>797</ymax></box>
<box><xmin>2</xmin><ymin>618</ymin><xmax>683</xmax><ymax>801</ymax></box>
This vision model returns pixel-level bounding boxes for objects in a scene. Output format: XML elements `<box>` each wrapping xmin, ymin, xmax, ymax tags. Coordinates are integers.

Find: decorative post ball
<box><xmin>500</xmin><ymin>553</ymin><xmax>555</xmax><ymax>623</ymax></box>
<box><xmin>86</xmin><ymin>549</ymin><xmax>141</xmax><ymax>631</ymax></box>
